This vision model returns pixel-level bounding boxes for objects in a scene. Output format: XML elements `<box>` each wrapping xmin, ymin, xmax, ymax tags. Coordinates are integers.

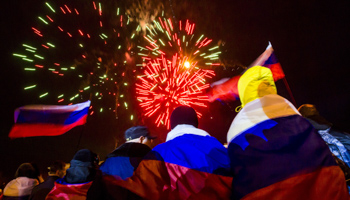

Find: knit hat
<box><xmin>170</xmin><ymin>106</ymin><xmax>198</xmax><ymax>129</ymax></box>
<box><xmin>125</xmin><ymin>126</ymin><xmax>157</xmax><ymax>141</ymax></box>
<box><xmin>72</xmin><ymin>149</ymin><xmax>98</xmax><ymax>165</ymax></box>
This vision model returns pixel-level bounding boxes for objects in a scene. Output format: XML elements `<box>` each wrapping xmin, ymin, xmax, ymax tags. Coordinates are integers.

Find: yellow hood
<box><xmin>238</xmin><ymin>66</ymin><xmax>277</xmax><ymax>107</ymax></box>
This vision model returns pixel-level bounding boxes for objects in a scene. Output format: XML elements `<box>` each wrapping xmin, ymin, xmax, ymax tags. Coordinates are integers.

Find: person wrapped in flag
<box><xmin>46</xmin><ymin>149</ymin><xmax>100</xmax><ymax>200</ymax></box>
<box><xmin>102</xmin><ymin>106</ymin><xmax>233</xmax><ymax>199</ymax></box>
<box><xmin>227</xmin><ymin>66</ymin><xmax>349</xmax><ymax>199</ymax></box>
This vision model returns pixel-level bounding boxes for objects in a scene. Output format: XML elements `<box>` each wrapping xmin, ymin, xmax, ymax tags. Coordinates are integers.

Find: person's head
<box><xmin>14</xmin><ymin>163</ymin><xmax>37</xmax><ymax>179</ymax></box>
<box><xmin>170</xmin><ymin>106</ymin><xmax>199</xmax><ymax>129</ymax></box>
<box><xmin>124</xmin><ymin>126</ymin><xmax>156</xmax><ymax>148</ymax></box>
<box><xmin>298</xmin><ymin>104</ymin><xmax>332</xmax><ymax>126</ymax></box>
<box><xmin>65</xmin><ymin>149</ymin><xmax>99</xmax><ymax>184</ymax></box>
<box><xmin>71</xmin><ymin>149</ymin><xmax>99</xmax><ymax>168</ymax></box>
<box><xmin>48</xmin><ymin>161</ymin><xmax>66</xmax><ymax>178</ymax></box>
<box><xmin>298</xmin><ymin>104</ymin><xmax>319</xmax><ymax>117</ymax></box>
<box><xmin>238</xmin><ymin>66</ymin><xmax>277</xmax><ymax>107</ymax></box>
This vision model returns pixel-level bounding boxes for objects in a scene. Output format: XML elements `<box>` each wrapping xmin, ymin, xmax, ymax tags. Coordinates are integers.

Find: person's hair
<box><xmin>170</xmin><ymin>106</ymin><xmax>198</xmax><ymax>129</ymax></box>
<box><xmin>14</xmin><ymin>163</ymin><xmax>37</xmax><ymax>179</ymax></box>
<box><xmin>48</xmin><ymin>161</ymin><xmax>66</xmax><ymax>174</ymax></box>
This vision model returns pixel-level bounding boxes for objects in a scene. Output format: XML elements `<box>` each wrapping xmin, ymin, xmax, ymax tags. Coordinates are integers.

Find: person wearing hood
<box><xmin>2</xmin><ymin>163</ymin><xmax>39</xmax><ymax>200</ymax></box>
<box><xmin>103</xmin><ymin>106</ymin><xmax>233</xmax><ymax>199</ymax></box>
<box><xmin>45</xmin><ymin>149</ymin><xmax>99</xmax><ymax>200</ymax></box>
<box><xmin>226</xmin><ymin>66</ymin><xmax>349</xmax><ymax>199</ymax></box>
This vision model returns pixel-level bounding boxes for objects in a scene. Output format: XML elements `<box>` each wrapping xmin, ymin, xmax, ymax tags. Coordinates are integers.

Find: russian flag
<box><xmin>227</xmin><ymin>94</ymin><xmax>349</xmax><ymax>199</ymax></box>
<box><xmin>207</xmin><ymin>42</ymin><xmax>284</xmax><ymax>102</ymax></box>
<box><xmin>8</xmin><ymin>101</ymin><xmax>91</xmax><ymax>138</ymax></box>
<box><xmin>249</xmin><ymin>42</ymin><xmax>285</xmax><ymax>81</ymax></box>
<box><xmin>103</xmin><ymin>129</ymin><xmax>233</xmax><ymax>199</ymax></box>
<box><xmin>207</xmin><ymin>75</ymin><xmax>241</xmax><ymax>102</ymax></box>
<box><xmin>45</xmin><ymin>181</ymin><xmax>92</xmax><ymax>200</ymax></box>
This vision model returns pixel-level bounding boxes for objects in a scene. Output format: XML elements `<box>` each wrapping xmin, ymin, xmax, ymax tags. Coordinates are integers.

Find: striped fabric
<box><xmin>227</xmin><ymin>94</ymin><xmax>349</xmax><ymax>199</ymax></box>
<box><xmin>104</xmin><ymin>126</ymin><xmax>233</xmax><ymax>199</ymax></box>
<box><xmin>9</xmin><ymin>101</ymin><xmax>90</xmax><ymax>138</ymax></box>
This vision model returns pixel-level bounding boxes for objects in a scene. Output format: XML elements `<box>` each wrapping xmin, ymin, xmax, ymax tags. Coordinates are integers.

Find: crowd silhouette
<box><xmin>1</xmin><ymin>66</ymin><xmax>350</xmax><ymax>200</ymax></box>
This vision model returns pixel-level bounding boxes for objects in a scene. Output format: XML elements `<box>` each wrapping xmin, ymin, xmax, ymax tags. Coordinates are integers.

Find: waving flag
<box><xmin>249</xmin><ymin>42</ymin><xmax>285</xmax><ymax>81</ymax></box>
<box><xmin>207</xmin><ymin>75</ymin><xmax>241</xmax><ymax>102</ymax></box>
<box><xmin>208</xmin><ymin>42</ymin><xmax>285</xmax><ymax>102</ymax></box>
<box><xmin>9</xmin><ymin>101</ymin><xmax>90</xmax><ymax>138</ymax></box>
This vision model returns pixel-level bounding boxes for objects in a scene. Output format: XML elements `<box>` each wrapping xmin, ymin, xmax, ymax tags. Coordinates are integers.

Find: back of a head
<box><xmin>15</xmin><ymin>163</ymin><xmax>36</xmax><ymax>179</ymax></box>
<box><xmin>170</xmin><ymin>106</ymin><xmax>198</xmax><ymax>129</ymax></box>
<box><xmin>71</xmin><ymin>149</ymin><xmax>98</xmax><ymax>166</ymax></box>
<box><xmin>238</xmin><ymin>66</ymin><xmax>277</xmax><ymax>107</ymax></box>
<box><xmin>298</xmin><ymin>104</ymin><xmax>332</xmax><ymax>126</ymax></box>
<box><xmin>298</xmin><ymin>104</ymin><xmax>319</xmax><ymax>118</ymax></box>
<box><xmin>125</xmin><ymin>126</ymin><xmax>153</xmax><ymax>141</ymax></box>
<box><xmin>49</xmin><ymin>161</ymin><xmax>66</xmax><ymax>177</ymax></box>
<box><xmin>65</xmin><ymin>149</ymin><xmax>98</xmax><ymax>183</ymax></box>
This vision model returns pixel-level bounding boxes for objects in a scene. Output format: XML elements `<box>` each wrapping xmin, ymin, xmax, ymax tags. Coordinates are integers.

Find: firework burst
<box><xmin>135</xmin><ymin>18</ymin><xmax>221</xmax><ymax>129</ymax></box>
<box><xmin>13</xmin><ymin>0</ymin><xmax>140</xmax><ymax>117</ymax></box>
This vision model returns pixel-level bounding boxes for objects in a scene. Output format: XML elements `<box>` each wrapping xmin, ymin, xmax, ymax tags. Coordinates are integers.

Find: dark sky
<box><xmin>1</xmin><ymin>0</ymin><xmax>350</xmax><ymax>184</ymax></box>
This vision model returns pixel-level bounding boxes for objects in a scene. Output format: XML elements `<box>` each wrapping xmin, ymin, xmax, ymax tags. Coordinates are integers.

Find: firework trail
<box><xmin>13</xmin><ymin>0</ymin><xmax>141</xmax><ymax>117</ymax></box>
<box><xmin>135</xmin><ymin>18</ymin><xmax>221</xmax><ymax>129</ymax></box>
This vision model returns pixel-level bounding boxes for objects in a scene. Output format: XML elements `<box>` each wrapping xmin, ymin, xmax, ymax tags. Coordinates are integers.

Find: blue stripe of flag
<box><xmin>263</xmin><ymin>52</ymin><xmax>279</xmax><ymax>65</ymax></box>
<box><xmin>16</xmin><ymin>107</ymin><xmax>89</xmax><ymax>125</ymax></box>
<box><xmin>228</xmin><ymin>115</ymin><xmax>337</xmax><ymax>199</ymax></box>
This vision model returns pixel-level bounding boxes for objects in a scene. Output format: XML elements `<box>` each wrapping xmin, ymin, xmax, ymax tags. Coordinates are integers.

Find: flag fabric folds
<box><xmin>103</xmin><ymin>129</ymin><xmax>233</xmax><ymax>200</ymax></box>
<box><xmin>45</xmin><ymin>181</ymin><xmax>92</xmax><ymax>200</ymax></box>
<box><xmin>8</xmin><ymin>101</ymin><xmax>91</xmax><ymax>138</ymax></box>
<box><xmin>207</xmin><ymin>75</ymin><xmax>241</xmax><ymax>102</ymax></box>
<box><xmin>227</xmin><ymin>65</ymin><xmax>349</xmax><ymax>199</ymax></box>
<box><xmin>249</xmin><ymin>42</ymin><xmax>285</xmax><ymax>81</ymax></box>
<box><xmin>207</xmin><ymin>42</ymin><xmax>285</xmax><ymax>102</ymax></box>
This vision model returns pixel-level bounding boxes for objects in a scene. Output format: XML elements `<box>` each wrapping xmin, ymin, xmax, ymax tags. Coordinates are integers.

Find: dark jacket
<box><xmin>99</xmin><ymin>143</ymin><xmax>151</xmax><ymax>179</ymax></box>
<box><xmin>86</xmin><ymin>143</ymin><xmax>150</xmax><ymax>200</ymax></box>
<box><xmin>29</xmin><ymin>176</ymin><xmax>59</xmax><ymax>200</ymax></box>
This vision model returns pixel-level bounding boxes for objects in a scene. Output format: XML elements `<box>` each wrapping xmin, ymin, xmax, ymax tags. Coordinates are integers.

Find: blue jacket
<box><xmin>100</xmin><ymin>143</ymin><xmax>151</xmax><ymax>179</ymax></box>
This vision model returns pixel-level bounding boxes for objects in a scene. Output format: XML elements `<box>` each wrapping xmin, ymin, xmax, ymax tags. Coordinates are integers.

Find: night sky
<box><xmin>1</xmin><ymin>0</ymin><xmax>350</xmax><ymax>185</ymax></box>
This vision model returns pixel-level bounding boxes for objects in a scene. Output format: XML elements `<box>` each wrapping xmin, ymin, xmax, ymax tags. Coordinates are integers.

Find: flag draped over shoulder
<box><xmin>103</xmin><ymin>131</ymin><xmax>233</xmax><ymax>200</ymax></box>
<box><xmin>227</xmin><ymin>66</ymin><xmax>349</xmax><ymax>199</ymax></box>
<box><xmin>45</xmin><ymin>181</ymin><xmax>92</xmax><ymax>200</ymax></box>
<box><xmin>8</xmin><ymin>100</ymin><xmax>91</xmax><ymax>138</ymax></box>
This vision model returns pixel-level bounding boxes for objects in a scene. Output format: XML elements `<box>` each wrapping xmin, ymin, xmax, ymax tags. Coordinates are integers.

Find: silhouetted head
<box><xmin>15</xmin><ymin>163</ymin><xmax>37</xmax><ymax>179</ymax></box>
<box><xmin>48</xmin><ymin>160</ymin><xmax>66</xmax><ymax>178</ymax></box>
<box><xmin>124</xmin><ymin>126</ymin><xmax>157</xmax><ymax>148</ymax></box>
<box><xmin>170</xmin><ymin>106</ymin><xmax>198</xmax><ymax>129</ymax></box>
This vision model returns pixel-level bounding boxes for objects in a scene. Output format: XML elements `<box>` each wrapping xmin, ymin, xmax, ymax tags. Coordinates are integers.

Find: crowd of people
<box><xmin>1</xmin><ymin>66</ymin><xmax>350</xmax><ymax>200</ymax></box>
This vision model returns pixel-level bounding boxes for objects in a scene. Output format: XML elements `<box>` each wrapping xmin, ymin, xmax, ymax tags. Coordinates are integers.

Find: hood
<box><xmin>3</xmin><ymin>177</ymin><xmax>38</xmax><ymax>197</ymax></box>
<box><xmin>238</xmin><ymin>66</ymin><xmax>277</xmax><ymax>107</ymax></box>
<box><xmin>64</xmin><ymin>160</ymin><xmax>95</xmax><ymax>184</ymax></box>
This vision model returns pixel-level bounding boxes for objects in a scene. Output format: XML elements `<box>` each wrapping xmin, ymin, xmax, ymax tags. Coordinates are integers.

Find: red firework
<box><xmin>136</xmin><ymin>54</ymin><xmax>215</xmax><ymax>129</ymax></box>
